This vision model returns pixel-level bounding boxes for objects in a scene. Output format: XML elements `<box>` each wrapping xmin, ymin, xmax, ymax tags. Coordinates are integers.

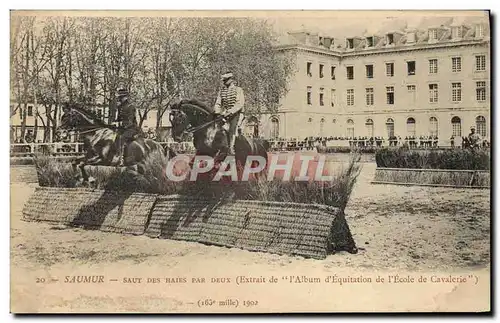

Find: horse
<box><xmin>169</xmin><ymin>98</ymin><xmax>270</xmax><ymax>180</ymax></box>
<box><xmin>55</xmin><ymin>103</ymin><xmax>170</xmax><ymax>185</ymax></box>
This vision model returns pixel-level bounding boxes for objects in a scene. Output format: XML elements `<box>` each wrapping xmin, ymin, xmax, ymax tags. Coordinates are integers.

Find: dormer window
<box><xmin>366</xmin><ymin>36</ymin><xmax>374</xmax><ymax>47</ymax></box>
<box><xmin>429</xmin><ymin>29</ymin><xmax>438</xmax><ymax>41</ymax></box>
<box><xmin>387</xmin><ymin>34</ymin><xmax>394</xmax><ymax>45</ymax></box>
<box><xmin>476</xmin><ymin>24</ymin><xmax>484</xmax><ymax>37</ymax></box>
<box><xmin>347</xmin><ymin>38</ymin><xmax>354</xmax><ymax>49</ymax></box>
<box><xmin>452</xmin><ymin>26</ymin><xmax>463</xmax><ymax>39</ymax></box>
<box><xmin>407</xmin><ymin>32</ymin><xmax>415</xmax><ymax>43</ymax></box>
<box><xmin>329</xmin><ymin>41</ymin><xmax>335</xmax><ymax>50</ymax></box>
<box><xmin>319</xmin><ymin>37</ymin><xmax>324</xmax><ymax>46</ymax></box>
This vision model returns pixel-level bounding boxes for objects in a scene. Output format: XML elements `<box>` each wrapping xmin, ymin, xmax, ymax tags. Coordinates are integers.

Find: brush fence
<box><xmin>372</xmin><ymin>167</ymin><xmax>490</xmax><ymax>188</ymax></box>
<box><xmin>22</xmin><ymin>187</ymin><xmax>156</xmax><ymax>235</ymax></box>
<box><xmin>21</xmin><ymin>187</ymin><xmax>357</xmax><ymax>260</ymax></box>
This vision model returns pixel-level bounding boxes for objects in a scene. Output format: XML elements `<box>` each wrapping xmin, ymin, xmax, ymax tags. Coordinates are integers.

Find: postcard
<box><xmin>10</xmin><ymin>9</ymin><xmax>491</xmax><ymax>313</ymax></box>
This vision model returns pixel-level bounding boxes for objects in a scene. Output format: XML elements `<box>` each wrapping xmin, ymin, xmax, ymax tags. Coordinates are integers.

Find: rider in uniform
<box><xmin>468</xmin><ymin>126</ymin><xmax>481</xmax><ymax>149</ymax></box>
<box><xmin>115</xmin><ymin>88</ymin><xmax>139</xmax><ymax>165</ymax></box>
<box><xmin>213</xmin><ymin>72</ymin><xmax>245</xmax><ymax>154</ymax></box>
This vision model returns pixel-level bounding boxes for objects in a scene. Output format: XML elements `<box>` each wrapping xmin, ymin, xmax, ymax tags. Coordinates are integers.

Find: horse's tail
<box><xmin>165</xmin><ymin>145</ymin><xmax>177</xmax><ymax>159</ymax></box>
<box><xmin>261</xmin><ymin>139</ymin><xmax>271</xmax><ymax>152</ymax></box>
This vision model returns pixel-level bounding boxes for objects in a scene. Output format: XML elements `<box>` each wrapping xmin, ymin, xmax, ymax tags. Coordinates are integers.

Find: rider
<box><xmin>115</xmin><ymin>88</ymin><xmax>140</xmax><ymax>164</ymax></box>
<box><xmin>213</xmin><ymin>71</ymin><xmax>245</xmax><ymax>155</ymax></box>
<box><xmin>468</xmin><ymin>126</ymin><xmax>481</xmax><ymax>149</ymax></box>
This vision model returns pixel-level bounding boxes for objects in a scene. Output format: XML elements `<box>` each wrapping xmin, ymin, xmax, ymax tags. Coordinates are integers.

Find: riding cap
<box><xmin>221</xmin><ymin>72</ymin><xmax>234</xmax><ymax>81</ymax></box>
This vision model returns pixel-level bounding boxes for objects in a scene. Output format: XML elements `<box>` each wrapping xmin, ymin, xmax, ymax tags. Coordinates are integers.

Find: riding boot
<box><xmin>229</xmin><ymin>134</ymin><xmax>236</xmax><ymax>155</ymax></box>
<box><xmin>119</xmin><ymin>143</ymin><xmax>128</xmax><ymax>167</ymax></box>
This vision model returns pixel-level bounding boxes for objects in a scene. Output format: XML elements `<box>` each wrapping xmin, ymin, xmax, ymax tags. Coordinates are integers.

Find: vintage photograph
<box><xmin>10</xmin><ymin>10</ymin><xmax>491</xmax><ymax>313</ymax></box>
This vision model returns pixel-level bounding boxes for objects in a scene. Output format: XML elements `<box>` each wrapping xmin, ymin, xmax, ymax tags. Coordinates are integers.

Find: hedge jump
<box><xmin>372</xmin><ymin>167</ymin><xmax>490</xmax><ymax>189</ymax></box>
<box><xmin>22</xmin><ymin>187</ymin><xmax>156</xmax><ymax>235</ymax></box>
<box><xmin>21</xmin><ymin>187</ymin><xmax>357</xmax><ymax>260</ymax></box>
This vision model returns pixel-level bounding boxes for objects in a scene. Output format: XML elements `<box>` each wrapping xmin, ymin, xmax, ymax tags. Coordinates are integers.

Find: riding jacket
<box><xmin>214</xmin><ymin>83</ymin><xmax>245</xmax><ymax>116</ymax></box>
<box><xmin>117</xmin><ymin>99</ymin><xmax>138</xmax><ymax>128</ymax></box>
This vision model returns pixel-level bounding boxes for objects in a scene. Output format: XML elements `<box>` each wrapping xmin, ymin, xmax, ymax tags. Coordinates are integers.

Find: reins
<box><xmin>173</xmin><ymin>102</ymin><xmax>225</xmax><ymax>135</ymax></box>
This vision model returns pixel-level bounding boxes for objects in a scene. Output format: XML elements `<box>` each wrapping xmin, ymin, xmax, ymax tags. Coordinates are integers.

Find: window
<box><xmin>367</xmin><ymin>37</ymin><xmax>374</xmax><ymax>47</ymax></box>
<box><xmin>319</xmin><ymin>64</ymin><xmax>324</xmax><ymax>78</ymax></box>
<box><xmin>452</xmin><ymin>57</ymin><xmax>461</xmax><ymax>72</ymax></box>
<box><xmin>347</xmin><ymin>38</ymin><xmax>354</xmax><ymax>49</ymax></box>
<box><xmin>476</xmin><ymin>24</ymin><xmax>484</xmax><ymax>37</ymax></box>
<box><xmin>452</xmin><ymin>26</ymin><xmax>462</xmax><ymax>39</ymax></box>
<box><xmin>307</xmin><ymin>86</ymin><xmax>312</xmax><ymax>105</ymax></box>
<box><xmin>346</xmin><ymin>89</ymin><xmax>354</xmax><ymax>106</ymax></box>
<box><xmin>319</xmin><ymin>118</ymin><xmax>325</xmax><ymax>136</ymax></box>
<box><xmin>331</xmin><ymin>66</ymin><xmax>336</xmax><ymax>80</ymax></box>
<box><xmin>386</xmin><ymin>63</ymin><xmax>394</xmax><ymax>77</ymax></box>
<box><xmin>346</xmin><ymin>66</ymin><xmax>354</xmax><ymax>80</ymax></box>
<box><xmin>366</xmin><ymin>88</ymin><xmax>374</xmax><ymax>106</ymax></box>
<box><xmin>346</xmin><ymin>119</ymin><xmax>354</xmax><ymax>138</ymax></box>
<box><xmin>366</xmin><ymin>64</ymin><xmax>374</xmax><ymax>78</ymax></box>
<box><xmin>429</xmin><ymin>84</ymin><xmax>438</xmax><ymax>103</ymax></box>
<box><xmin>451</xmin><ymin>116</ymin><xmax>461</xmax><ymax>137</ymax></box>
<box><xmin>429</xmin><ymin>29</ymin><xmax>438</xmax><ymax>41</ymax></box>
<box><xmin>475</xmin><ymin>55</ymin><xmax>486</xmax><ymax>71</ymax></box>
<box><xmin>406</xmin><ymin>117</ymin><xmax>416</xmax><ymax>137</ymax></box>
<box><xmin>429</xmin><ymin>117</ymin><xmax>438</xmax><ymax>137</ymax></box>
<box><xmin>476</xmin><ymin>116</ymin><xmax>486</xmax><ymax>137</ymax></box>
<box><xmin>319</xmin><ymin>88</ymin><xmax>324</xmax><ymax>106</ymax></box>
<box><xmin>96</xmin><ymin>109</ymin><xmax>103</xmax><ymax>119</ymax></box>
<box><xmin>407</xmin><ymin>61</ymin><xmax>416</xmax><ymax>75</ymax></box>
<box><xmin>429</xmin><ymin>59</ymin><xmax>438</xmax><ymax>74</ymax></box>
<box><xmin>365</xmin><ymin>119</ymin><xmax>374</xmax><ymax>138</ymax></box>
<box><xmin>407</xmin><ymin>32</ymin><xmax>415</xmax><ymax>43</ymax></box>
<box><xmin>476</xmin><ymin>81</ymin><xmax>486</xmax><ymax>101</ymax></box>
<box><xmin>270</xmin><ymin>117</ymin><xmax>279</xmax><ymax>139</ymax></box>
<box><xmin>387</xmin><ymin>34</ymin><xmax>394</xmax><ymax>45</ymax></box>
<box><xmin>407</xmin><ymin>85</ymin><xmax>416</xmax><ymax>104</ymax></box>
<box><xmin>331</xmin><ymin>89</ymin><xmax>336</xmax><ymax>107</ymax></box>
<box><xmin>386</xmin><ymin>86</ymin><xmax>394</xmax><ymax>105</ymax></box>
<box><xmin>386</xmin><ymin>118</ymin><xmax>395</xmax><ymax>138</ymax></box>
<box><xmin>27</xmin><ymin>105</ymin><xmax>33</xmax><ymax>116</ymax></box>
<box><xmin>307</xmin><ymin>62</ymin><xmax>312</xmax><ymax>76</ymax></box>
<box><xmin>452</xmin><ymin>82</ymin><xmax>462</xmax><ymax>102</ymax></box>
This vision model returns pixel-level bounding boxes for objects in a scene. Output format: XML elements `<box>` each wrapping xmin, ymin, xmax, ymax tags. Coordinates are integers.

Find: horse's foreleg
<box><xmin>72</xmin><ymin>157</ymin><xmax>86</xmax><ymax>181</ymax></box>
<box><xmin>81</xmin><ymin>156</ymin><xmax>104</xmax><ymax>186</ymax></box>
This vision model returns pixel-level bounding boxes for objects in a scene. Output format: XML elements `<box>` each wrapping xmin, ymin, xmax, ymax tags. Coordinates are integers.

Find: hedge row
<box><xmin>375</xmin><ymin>148</ymin><xmax>490</xmax><ymax>170</ymax></box>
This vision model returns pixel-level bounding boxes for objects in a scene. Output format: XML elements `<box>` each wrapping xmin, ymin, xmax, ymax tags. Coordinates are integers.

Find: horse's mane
<box><xmin>70</xmin><ymin>104</ymin><xmax>108</xmax><ymax>127</ymax></box>
<box><xmin>174</xmin><ymin>98</ymin><xmax>214</xmax><ymax>115</ymax></box>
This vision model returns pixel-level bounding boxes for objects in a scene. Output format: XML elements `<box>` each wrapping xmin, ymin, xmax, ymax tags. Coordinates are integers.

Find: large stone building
<box><xmin>253</xmin><ymin>15</ymin><xmax>490</xmax><ymax>146</ymax></box>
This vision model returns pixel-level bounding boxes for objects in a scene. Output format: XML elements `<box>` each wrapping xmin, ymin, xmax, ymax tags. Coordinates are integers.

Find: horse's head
<box><xmin>55</xmin><ymin>103</ymin><xmax>76</xmax><ymax>140</ymax></box>
<box><xmin>56</xmin><ymin>102</ymin><xmax>100</xmax><ymax>140</ymax></box>
<box><xmin>169</xmin><ymin>104</ymin><xmax>189</xmax><ymax>142</ymax></box>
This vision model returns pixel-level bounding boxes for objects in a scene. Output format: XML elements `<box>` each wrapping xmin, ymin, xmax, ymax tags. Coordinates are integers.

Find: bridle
<box><xmin>170</xmin><ymin>103</ymin><xmax>224</xmax><ymax>135</ymax></box>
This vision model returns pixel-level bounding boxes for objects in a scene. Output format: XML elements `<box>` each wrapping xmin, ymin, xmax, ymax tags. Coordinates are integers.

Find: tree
<box><xmin>10</xmin><ymin>14</ymin><xmax>295</xmax><ymax>143</ymax></box>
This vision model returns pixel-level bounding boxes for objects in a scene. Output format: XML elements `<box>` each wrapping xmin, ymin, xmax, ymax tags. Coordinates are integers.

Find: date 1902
<box><xmin>197</xmin><ymin>298</ymin><xmax>259</xmax><ymax>308</ymax></box>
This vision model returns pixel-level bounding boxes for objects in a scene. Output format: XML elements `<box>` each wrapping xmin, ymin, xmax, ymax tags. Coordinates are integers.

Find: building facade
<box><xmin>253</xmin><ymin>16</ymin><xmax>490</xmax><ymax>146</ymax></box>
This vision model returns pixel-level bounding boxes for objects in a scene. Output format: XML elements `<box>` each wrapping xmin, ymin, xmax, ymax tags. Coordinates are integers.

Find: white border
<box><xmin>2</xmin><ymin>1</ymin><xmax>498</xmax><ymax>321</ymax></box>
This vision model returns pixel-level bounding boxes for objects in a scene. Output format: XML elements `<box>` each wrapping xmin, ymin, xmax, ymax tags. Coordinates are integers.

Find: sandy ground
<box><xmin>10</xmin><ymin>163</ymin><xmax>491</xmax><ymax>313</ymax></box>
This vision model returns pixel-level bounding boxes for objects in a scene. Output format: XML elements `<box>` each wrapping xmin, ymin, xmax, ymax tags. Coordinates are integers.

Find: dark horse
<box><xmin>169</xmin><ymin>99</ymin><xmax>270</xmax><ymax>179</ymax></box>
<box><xmin>56</xmin><ymin>103</ymin><xmax>169</xmax><ymax>185</ymax></box>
